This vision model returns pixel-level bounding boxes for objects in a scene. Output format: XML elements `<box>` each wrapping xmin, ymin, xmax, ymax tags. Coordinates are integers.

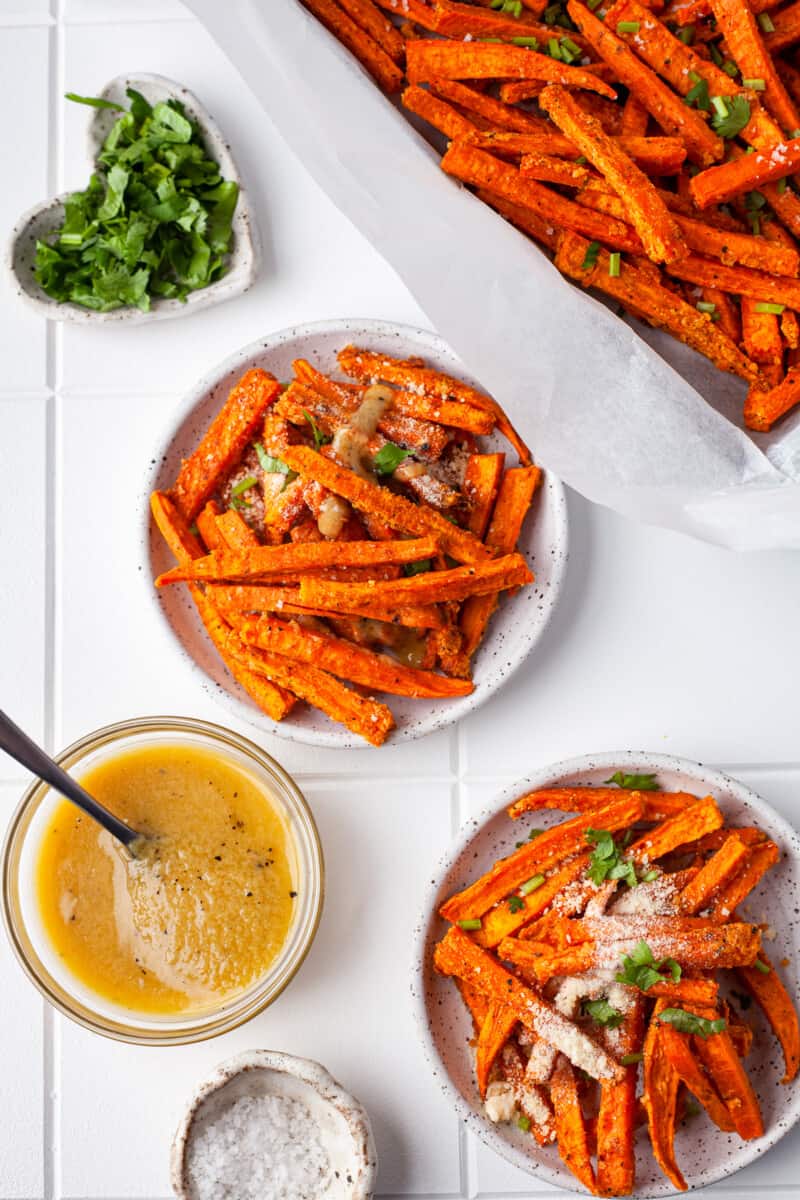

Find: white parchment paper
<box><xmin>187</xmin><ymin>0</ymin><xmax>800</xmax><ymax>549</ymax></box>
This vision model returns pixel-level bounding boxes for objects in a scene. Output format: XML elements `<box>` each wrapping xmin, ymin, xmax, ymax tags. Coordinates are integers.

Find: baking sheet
<box><xmin>186</xmin><ymin>0</ymin><xmax>800</xmax><ymax>549</ymax></box>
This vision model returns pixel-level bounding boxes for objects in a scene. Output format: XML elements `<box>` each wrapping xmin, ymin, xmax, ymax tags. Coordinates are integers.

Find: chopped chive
<box><xmin>575</xmin><ymin>155</ymin><xmax>588</xmax><ymax>164</ymax></box>
<box><xmin>457</xmin><ymin>918</ymin><xmax>482</xmax><ymax>931</ymax></box>
<box><xmin>742</xmin><ymin>77</ymin><xmax>766</xmax><ymax>90</ymax></box>
<box><xmin>754</xmin><ymin>302</ymin><xmax>785</xmax><ymax>314</ymax></box>
<box><xmin>520</xmin><ymin>874</ymin><xmax>546</xmax><ymax>895</ymax></box>
<box><xmin>621</xmin><ymin>1052</ymin><xmax>643</xmax><ymax>1065</ymax></box>
<box><xmin>581</xmin><ymin>239</ymin><xmax>600</xmax><ymax>269</ymax></box>
<box><xmin>548</xmin><ymin>36</ymin><xmax>562</xmax><ymax>58</ymax></box>
<box><xmin>722</xmin><ymin>59</ymin><xmax>739</xmax><ymax>77</ymax></box>
<box><xmin>677</xmin><ymin>25</ymin><xmax>695</xmax><ymax>43</ymax></box>
<box><xmin>709</xmin><ymin>42</ymin><xmax>723</xmax><ymax>65</ymax></box>
<box><xmin>642</xmin><ymin>868</ymin><xmax>661</xmax><ymax>881</ymax></box>
<box><xmin>608</xmin><ymin>251</ymin><xmax>621</xmax><ymax>277</ymax></box>
<box><xmin>750</xmin><ymin>215</ymin><xmax>761</xmax><ymax>235</ymax></box>
<box><xmin>587</xmin><ymin>0</ymin><xmax>603</xmax><ymax>9</ymax></box>
<box><xmin>697</xmin><ymin>300</ymin><xmax>717</xmax><ymax>314</ymax></box>
<box><xmin>528</xmin><ymin>828</ymin><xmax>545</xmax><ymax>840</ymax></box>
<box><xmin>778</xmin><ymin>177</ymin><xmax>789</xmax><ymax>194</ymax></box>
<box><xmin>792</xmin><ymin>129</ymin><xmax>800</xmax><ymax>138</ymax></box>
<box><xmin>480</xmin><ymin>36</ymin><xmax>503</xmax><ymax>41</ymax></box>
<box><xmin>230</xmin><ymin>474</ymin><xmax>258</xmax><ymax>497</ymax></box>
<box><xmin>745</xmin><ymin>145</ymin><xmax>755</xmax><ymax>153</ymax></box>
<box><xmin>711</xmin><ymin>95</ymin><xmax>729</xmax><ymax>119</ymax></box>
<box><xmin>512</xmin><ymin>35</ymin><xmax>539</xmax><ymax>47</ymax></box>
<box><xmin>562</xmin><ymin>36</ymin><xmax>581</xmax><ymax>53</ymax></box>
<box><xmin>517</xmin><ymin>1114</ymin><xmax>532</xmax><ymax>1132</ymax></box>
<box><xmin>754</xmin><ymin>959</ymin><xmax>771</xmax><ymax>974</ymax></box>
<box><xmin>617</xmin><ymin>19</ymin><xmax>640</xmax><ymax>31</ymax></box>
<box><xmin>758</xmin><ymin>11</ymin><xmax>775</xmax><ymax>31</ymax></box>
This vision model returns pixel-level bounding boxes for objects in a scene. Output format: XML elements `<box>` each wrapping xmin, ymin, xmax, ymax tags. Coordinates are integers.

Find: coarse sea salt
<box><xmin>186</xmin><ymin>1093</ymin><xmax>333</xmax><ymax>1200</ymax></box>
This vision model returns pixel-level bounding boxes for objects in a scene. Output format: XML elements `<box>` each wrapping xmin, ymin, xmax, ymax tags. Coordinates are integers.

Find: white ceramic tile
<box><xmin>0</xmin><ymin>0</ymin><xmax>51</xmax><ymax>25</ymax></box>
<box><xmin>65</xmin><ymin>0</ymin><xmax>189</xmax><ymax>21</ymax></box>
<box><xmin>57</xmin><ymin>777</ymin><xmax>459</xmax><ymax>1198</ymax></box>
<box><xmin>57</xmin><ymin>17</ymin><xmax>427</xmax><ymax>398</ymax></box>
<box><xmin>461</xmin><ymin>491</ymin><xmax>800</xmax><ymax>778</ymax></box>
<box><xmin>0</xmin><ymin>784</ymin><xmax>45</xmax><ymax>1200</ymax></box>
<box><xmin>0</xmin><ymin>395</ymin><xmax>49</xmax><ymax>781</ymax></box>
<box><xmin>0</xmin><ymin>26</ymin><xmax>50</xmax><ymax>391</ymax></box>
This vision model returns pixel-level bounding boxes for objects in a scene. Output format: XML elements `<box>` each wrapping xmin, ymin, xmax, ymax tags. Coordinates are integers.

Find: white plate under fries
<box><xmin>142</xmin><ymin>318</ymin><xmax>568</xmax><ymax>748</ymax></box>
<box><xmin>411</xmin><ymin>751</ymin><xmax>800</xmax><ymax>1197</ymax></box>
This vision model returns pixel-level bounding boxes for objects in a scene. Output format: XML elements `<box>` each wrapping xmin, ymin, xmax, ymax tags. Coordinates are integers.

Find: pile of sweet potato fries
<box><xmin>301</xmin><ymin>0</ymin><xmax>800</xmax><ymax>431</ymax></box>
<box><xmin>434</xmin><ymin>779</ymin><xmax>799</xmax><ymax>1194</ymax></box>
<box><xmin>150</xmin><ymin>347</ymin><xmax>537</xmax><ymax>745</ymax></box>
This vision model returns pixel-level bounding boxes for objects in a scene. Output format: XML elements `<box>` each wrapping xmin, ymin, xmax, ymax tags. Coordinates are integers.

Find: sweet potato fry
<box><xmin>691</xmin><ymin>137</ymin><xmax>800</xmax><ymax>208</ymax></box>
<box><xmin>278</xmin><ymin>443</ymin><xmax>490</xmax><ymax>563</ymax></box>
<box><xmin>405</xmin><ymin>40</ymin><xmax>618</xmax><ymax>99</ymax></box>
<box><xmin>465</xmin><ymin>128</ymin><xmax>688</xmax><ymax>174</ymax></box>
<box><xmin>737</xmin><ymin>952</ymin><xmax>800</xmax><ymax>1083</ymax></box>
<box><xmin>518</xmin><ymin>151</ymin><xmax>592</xmax><ymax>188</ymax></box>
<box><xmin>659</xmin><ymin>1021</ymin><xmax>735</xmax><ymax>1131</ymax></box>
<box><xmin>621</xmin><ymin>92</ymin><xmax>649</xmax><ymax>136</ymax></box>
<box><xmin>539</xmin><ymin>84</ymin><xmax>687</xmax><ymax>263</ymax></box>
<box><xmin>402</xmin><ymin>83</ymin><xmax>476</xmax><ymax>140</ymax></box>
<box><xmin>195</xmin><ymin>499</ymin><xmax>224</xmax><ymax>551</ymax></box>
<box><xmin>214</xmin><ymin>507</ymin><xmax>260</xmax><ymax>551</ymax></box>
<box><xmin>628</xmin><ymin>795</ymin><xmax>724</xmax><ymax>864</ymax></box>
<box><xmin>596</xmin><ymin>997</ymin><xmax>645</xmax><ymax>1196</ymax></box>
<box><xmin>210</xmin><ymin>582</ymin><xmax>444</xmax><ymax>628</ymax></box>
<box><xmin>428</xmin><ymin>77</ymin><xmax>550</xmax><ymax>134</ymax></box>
<box><xmin>567</xmin><ymin>0</ymin><xmax>724</xmax><ymax>165</ymax></box>
<box><xmin>336</xmin><ymin>344</ymin><xmax>529</xmax><ymax>462</ymax></box>
<box><xmin>646</xmin><ymin>978</ymin><xmax>719</xmax><ymax>1004</ymax></box>
<box><xmin>300</xmin><ymin>0</ymin><xmax>403</xmax><ymax>92</ymax></box>
<box><xmin>642</xmin><ymin>1007</ymin><xmax>686</xmax><ymax>1192</ymax></box>
<box><xmin>460</xmin><ymin>465</ymin><xmax>541</xmax><ymax>656</ymax></box>
<box><xmin>765</xmin><ymin>1</ymin><xmax>800</xmax><ymax>53</ymax></box>
<box><xmin>692</xmin><ymin>1024</ymin><xmax>764</xmax><ymax>1139</ymax></box>
<box><xmin>476</xmin><ymin>853</ymin><xmax>591</xmax><ymax>948</ymax></box>
<box><xmin>676</xmin><ymin>833</ymin><xmax>750</xmax><ymax>914</ymax></box>
<box><xmin>475</xmin><ymin>1003</ymin><xmax>518</xmax><ymax>1098</ymax></box>
<box><xmin>710</xmin><ymin>839</ymin><xmax>780</xmax><ymax>918</ymax></box>
<box><xmin>745</xmin><ymin>363</ymin><xmax>800</xmax><ymax>429</ymax></box>
<box><xmin>171</xmin><ymin>369</ymin><xmax>281</xmax><ymax>521</ymax></box>
<box><xmin>298</xmin><ymin>553</ymin><xmax>532</xmax><ymax>610</ymax></box>
<box><xmin>434</xmin><ymin>927</ymin><xmax>624</xmax><ymax>1081</ymax></box>
<box><xmin>236</xmin><ymin>614</ymin><xmax>474</xmax><ymax>698</ymax></box>
<box><xmin>155</xmin><ymin>535</ymin><xmax>440</xmax><ymax>586</ymax></box>
<box><xmin>443</xmin><ymin>140</ymin><xmax>645</xmax><ymax>254</ymax></box>
<box><xmin>150</xmin><ymin>490</ymin><xmax>207</xmax><ymax>563</ymax></box>
<box><xmin>336</xmin><ymin>0</ymin><xmax>405</xmax><ymax>61</ymax></box>
<box><xmin>224</xmin><ymin>633</ymin><xmax>395</xmax><ymax>746</ymax></box>
<box><xmin>507</xmin><ymin>785</ymin><xmax>698</xmax><ymax>820</ymax></box>
<box><xmin>464</xmin><ymin>453</ymin><xmax>505</xmax><ymax>538</ymax></box>
<box><xmin>476</xmin><ymin>187</ymin><xmax>560</xmax><ymax>250</ymax></box>
<box><xmin>742</xmin><ymin>298</ymin><xmax>784</xmax><ymax>366</ymax></box>
<box><xmin>710</xmin><ymin>0</ymin><xmax>800</xmax><ymax>132</ymax></box>
<box><xmin>557</xmin><ymin>231</ymin><xmax>763</xmax><ymax>385</ymax></box>
<box><xmin>550</xmin><ymin>1057</ymin><xmax>597</xmax><ymax>1194</ymax></box>
<box><xmin>440</xmin><ymin>791</ymin><xmax>644</xmax><ymax>921</ymax></box>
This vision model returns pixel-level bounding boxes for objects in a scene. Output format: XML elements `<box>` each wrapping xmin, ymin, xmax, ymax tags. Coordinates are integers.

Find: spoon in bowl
<box><xmin>0</xmin><ymin>710</ymin><xmax>143</xmax><ymax>854</ymax></box>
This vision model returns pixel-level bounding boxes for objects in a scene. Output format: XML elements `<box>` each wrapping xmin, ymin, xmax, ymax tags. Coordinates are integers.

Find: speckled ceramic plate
<box><xmin>6</xmin><ymin>73</ymin><xmax>258</xmax><ymax>324</ymax></box>
<box><xmin>412</xmin><ymin>751</ymin><xmax>800</xmax><ymax>1197</ymax></box>
<box><xmin>142</xmin><ymin>318</ymin><xmax>568</xmax><ymax>748</ymax></box>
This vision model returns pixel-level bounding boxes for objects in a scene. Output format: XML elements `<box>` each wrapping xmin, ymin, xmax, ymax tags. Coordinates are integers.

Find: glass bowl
<box><xmin>1</xmin><ymin>716</ymin><xmax>324</xmax><ymax>1045</ymax></box>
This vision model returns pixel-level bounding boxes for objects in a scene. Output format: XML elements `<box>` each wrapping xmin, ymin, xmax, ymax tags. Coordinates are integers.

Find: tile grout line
<box><xmin>453</xmin><ymin>720</ymin><xmax>475</xmax><ymax>1200</ymax></box>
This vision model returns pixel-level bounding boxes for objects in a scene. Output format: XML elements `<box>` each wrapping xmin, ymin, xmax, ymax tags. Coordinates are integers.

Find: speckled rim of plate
<box><xmin>140</xmin><ymin>317</ymin><xmax>569</xmax><ymax>749</ymax></box>
<box><xmin>5</xmin><ymin>73</ymin><xmax>259</xmax><ymax>324</ymax></box>
<box><xmin>411</xmin><ymin>750</ymin><xmax>800</xmax><ymax>1197</ymax></box>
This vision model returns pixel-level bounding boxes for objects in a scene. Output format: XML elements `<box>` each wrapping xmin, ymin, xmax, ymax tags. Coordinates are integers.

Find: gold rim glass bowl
<box><xmin>1</xmin><ymin>716</ymin><xmax>323</xmax><ymax>1045</ymax></box>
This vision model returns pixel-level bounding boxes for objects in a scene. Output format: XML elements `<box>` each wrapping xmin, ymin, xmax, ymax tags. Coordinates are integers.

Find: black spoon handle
<box><xmin>0</xmin><ymin>709</ymin><xmax>140</xmax><ymax>849</ymax></box>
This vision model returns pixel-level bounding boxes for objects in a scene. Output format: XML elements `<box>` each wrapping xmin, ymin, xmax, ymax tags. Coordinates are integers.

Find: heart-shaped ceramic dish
<box><xmin>412</xmin><ymin>751</ymin><xmax>800</xmax><ymax>1197</ymax></box>
<box><xmin>5</xmin><ymin>73</ymin><xmax>258</xmax><ymax>325</ymax></box>
<box><xmin>142</xmin><ymin>317</ymin><xmax>569</xmax><ymax>748</ymax></box>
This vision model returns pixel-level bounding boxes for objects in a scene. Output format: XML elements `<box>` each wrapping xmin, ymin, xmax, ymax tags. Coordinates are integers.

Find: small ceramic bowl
<box><xmin>5</xmin><ymin>73</ymin><xmax>258</xmax><ymax>324</ymax></box>
<box><xmin>171</xmin><ymin>1050</ymin><xmax>378</xmax><ymax>1199</ymax></box>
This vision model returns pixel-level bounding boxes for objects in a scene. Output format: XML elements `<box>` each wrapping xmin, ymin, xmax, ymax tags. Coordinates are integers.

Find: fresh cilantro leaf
<box><xmin>403</xmin><ymin>559</ymin><xmax>432</xmax><ymax>577</ymax></box>
<box><xmin>302</xmin><ymin>410</ymin><xmax>332</xmax><ymax>449</ymax></box>
<box><xmin>616</xmin><ymin>942</ymin><xmax>683</xmax><ymax>991</ymax></box>
<box><xmin>254</xmin><ymin>442</ymin><xmax>296</xmax><ymax>477</ymax></box>
<box><xmin>65</xmin><ymin>92</ymin><xmax>125</xmax><ymax>111</ymax></box>
<box><xmin>604</xmin><ymin>771</ymin><xmax>660</xmax><ymax>791</ymax></box>
<box><xmin>711</xmin><ymin>95</ymin><xmax>751</xmax><ymax>139</ymax></box>
<box><xmin>586</xmin><ymin>828</ymin><xmax>640</xmax><ymax>888</ymax></box>
<box><xmin>374</xmin><ymin>442</ymin><xmax>412</xmax><ymax>476</ymax></box>
<box><xmin>507</xmin><ymin>894</ymin><xmax>525</xmax><ymax>913</ymax></box>
<box><xmin>583</xmin><ymin>997</ymin><xmax>624</xmax><ymax>1028</ymax></box>
<box><xmin>658</xmin><ymin>1007</ymin><xmax>726</xmax><ymax>1038</ymax></box>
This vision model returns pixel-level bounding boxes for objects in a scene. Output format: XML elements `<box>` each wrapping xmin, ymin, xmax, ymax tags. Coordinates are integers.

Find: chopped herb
<box><xmin>778</xmin><ymin>177</ymin><xmax>789</xmax><ymax>194</ymax></box>
<box><xmin>520</xmin><ymin>874</ymin><xmax>545</xmax><ymax>895</ymax></box>
<box><xmin>586</xmin><ymin>828</ymin><xmax>638</xmax><ymax>888</ymax></box>
<box><xmin>403</xmin><ymin>558</ymin><xmax>432</xmax><ymax>577</ymax></box>
<box><xmin>528</xmin><ymin>828</ymin><xmax>545</xmax><ymax>839</ymax></box>
<box><xmin>548</xmin><ymin>36</ymin><xmax>562</xmax><ymax>59</ymax></box>
<box><xmin>586</xmin><ymin>0</ymin><xmax>603</xmax><ymax>9</ymax></box>
<box><xmin>491</xmin><ymin>0</ymin><xmax>523</xmax><ymax>13</ymax></box>
<box><xmin>709</xmin><ymin>42</ymin><xmax>723</xmax><ymax>65</ymax></box>
<box><xmin>608</xmin><ymin>251</ymin><xmax>621</xmax><ymax>277</ymax></box>
<box><xmin>697</xmin><ymin>300</ymin><xmax>717</xmax><ymax>315</ymax></box>
<box><xmin>605</xmin><ymin>771</ymin><xmax>660</xmax><ymax>791</ymax></box>
<box><xmin>754</xmin><ymin>958</ymin><xmax>771</xmax><ymax>974</ymax></box>
<box><xmin>617</xmin><ymin>20</ymin><xmax>640</xmax><ymax>31</ymax></box>
<box><xmin>559</xmin><ymin>36</ymin><xmax>581</xmax><ymax>61</ymax></box>
<box><xmin>711</xmin><ymin>95</ymin><xmax>751</xmax><ymax>138</ymax></box>
<box><xmin>512</xmin><ymin>36</ymin><xmax>540</xmax><ymax>48</ymax></box>
<box><xmin>641</xmin><ymin>868</ymin><xmax>661</xmax><ymax>882</ymax></box>
<box><xmin>575</xmin><ymin>155</ymin><xmax>588</xmax><ymax>164</ymax></box>
<box><xmin>685</xmin><ymin>72</ymin><xmax>710</xmax><ymax>110</ymax></box>
<box><xmin>458</xmin><ymin>918</ymin><xmax>482</xmax><ymax>931</ymax></box>
<box><xmin>302</xmin><ymin>409</ymin><xmax>331</xmax><ymax>449</ymax></box>
<box><xmin>792</xmin><ymin>129</ymin><xmax>800</xmax><ymax>138</ymax></box>
<box><xmin>188</xmin><ymin>522</ymin><xmax>199</xmax><ymax>536</ymax></box>
<box><xmin>254</xmin><ymin>442</ymin><xmax>298</xmax><ymax>485</ymax></box>
<box><xmin>583</xmin><ymin>997</ymin><xmax>624</xmax><ymax>1027</ymax></box>
<box><xmin>754</xmin><ymin>302</ymin><xmax>785</xmax><ymax>314</ymax></box>
<box><xmin>34</xmin><ymin>91</ymin><xmax>239</xmax><ymax>311</ymax></box>
<box><xmin>742</xmin><ymin>77</ymin><xmax>766</xmax><ymax>91</ymax></box>
<box><xmin>616</xmin><ymin>941</ymin><xmax>682</xmax><ymax>991</ymax></box>
<box><xmin>581</xmin><ymin>239</ymin><xmax>600</xmax><ymax>270</ymax></box>
<box><xmin>65</xmin><ymin>92</ymin><xmax>125</xmax><ymax>111</ymax></box>
<box><xmin>507</xmin><ymin>894</ymin><xmax>525</xmax><ymax>913</ymax></box>
<box><xmin>683</xmin><ymin>1098</ymin><xmax>702</xmax><ymax>1119</ymax></box>
<box><xmin>621</xmin><ymin>1051</ymin><xmax>643</xmax><ymax>1065</ymax></box>
<box><xmin>374</xmin><ymin>442</ymin><xmax>412</xmax><ymax>475</ymax></box>
<box><xmin>658</xmin><ymin>1007</ymin><xmax>726</xmax><ymax>1038</ymax></box>
<box><xmin>722</xmin><ymin>59</ymin><xmax>739</xmax><ymax>77</ymax></box>
<box><xmin>517</xmin><ymin>1114</ymin><xmax>532</xmax><ymax>1132</ymax></box>
<box><xmin>677</xmin><ymin>25</ymin><xmax>695</xmax><ymax>43</ymax></box>
<box><xmin>229</xmin><ymin>495</ymin><xmax>250</xmax><ymax>511</ymax></box>
<box><xmin>757</xmin><ymin>11</ymin><xmax>775</xmax><ymax>31</ymax></box>
<box><xmin>230</xmin><ymin>474</ymin><xmax>258</xmax><ymax>497</ymax></box>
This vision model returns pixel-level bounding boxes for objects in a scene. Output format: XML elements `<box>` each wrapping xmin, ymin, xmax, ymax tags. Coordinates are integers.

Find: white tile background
<box><xmin>1</xmin><ymin>2</ymin><xmax>800</xmax><ymax>1197</ymax></box>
